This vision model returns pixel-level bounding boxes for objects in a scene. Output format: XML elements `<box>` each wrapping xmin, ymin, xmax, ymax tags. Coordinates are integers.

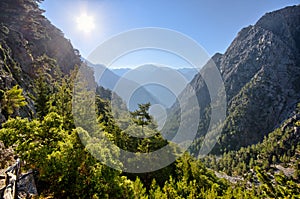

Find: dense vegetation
<box><xmin>0</xmin><ymin>66</ymin><xmax>228</xmax><ymax>198</ymax></box>
<box><xmin>0</xmin><ymin>65</ymin><xmax>299</xmax><ymax>198</ymax></box>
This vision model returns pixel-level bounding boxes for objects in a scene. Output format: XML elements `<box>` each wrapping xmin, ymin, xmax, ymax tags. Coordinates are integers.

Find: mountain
<box><xmin>111</xmin><ymin>68</ymin><xmax>131</xmax><ymax>76</ymax></box>
<box><xmin>110</xmin><ymin>67</ymin><xmax>198</xmax><ymax>81</ymax></box>
<box><xmin>83</xmin><ymin>60</ymin><xmax>121</xmax><ymax>90</ymax></box>
<box><xmin>209</xmin><ymin>102</ymin><xmax>300</xmax><ymax>177</ymax></box>
<box><xmin>87</xmin><ymin>63</ymin><xmax>197</xmax><ymax>110</ymax></box>
<box><xmin>119</xmin><ymin>64</ymin><xmax>188</xmax><ymax>108</ymax></box>
<box><xmin>110</xmin><ymin>64</ymin><xmax>198</xmax><ymax>108</ymax></box>
<box><xmin>0</xmin><ymin>0</ymin><xmax>82</xmax><ymax>123</ymax></box>
<box><xmin>177</xmin><ymin>68</ymin><xmax>198</xmax><ymax>81</ymax></box>
<box><xmin>165</xmin><ymin>5</ymin><xmax>300</xmax><ymax>155</ymax></box>
<box><xmin>86</xmin><ymin>62</ymin><xmax>161</xmax><ymax>111</ymax></box>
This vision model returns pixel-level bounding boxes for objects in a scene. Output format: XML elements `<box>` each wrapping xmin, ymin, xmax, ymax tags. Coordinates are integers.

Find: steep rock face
<box><xmin>171</xmin><ymin>5</ymin><xmax>300</xmax><ymax>154</ymax></box>
<box><xmin>0</xmin><ymin>0</ymin><xmax>82</xmax><ymax>122</ymax></box>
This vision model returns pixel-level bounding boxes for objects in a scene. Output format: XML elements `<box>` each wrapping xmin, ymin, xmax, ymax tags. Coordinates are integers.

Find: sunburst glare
<box><xmin>76</xmin><ymin>13</ymin><xmax>95</xmax><ymax>33</ymax></box>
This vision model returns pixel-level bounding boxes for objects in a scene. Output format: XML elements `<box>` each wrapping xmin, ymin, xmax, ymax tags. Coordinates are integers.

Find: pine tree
<box><xmin>0</xmin><ymin>85</ymin><xmax>27</xmax><ymax>118</ymax></box>
<box><xmin>130</xmin><ymin>102</ymin><xmax>152</xmax><ymax>134</ymax></box>
<box><xmin>33</xmin><ymin>74</ymin><xmax>52</xmax><ymax>119</ymax></box>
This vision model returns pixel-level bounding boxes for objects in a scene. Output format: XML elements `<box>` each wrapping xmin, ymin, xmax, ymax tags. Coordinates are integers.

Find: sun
<box><xmin>76</xmin><ymin>13</ymin><xmax>95</xmax><ymax>33</ymax></box>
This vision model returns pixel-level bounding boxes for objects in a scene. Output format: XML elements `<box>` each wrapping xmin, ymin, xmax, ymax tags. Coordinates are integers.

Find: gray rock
<box><xmin>166</xmin><ymin>5</ymin><xmax>300</xmax><ymax>154</ymax></box>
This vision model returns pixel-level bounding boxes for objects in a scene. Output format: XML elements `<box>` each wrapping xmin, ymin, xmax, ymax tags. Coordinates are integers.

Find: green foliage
<box><xmin>32</xmin><ymin>55</ymin><xmax>62</xmax><ymax>120</ymax></box>
<box><xmin>0</xmin><ymin>85</ymin><xmax>27</xmax><ymax>118</ymax></box>
<box><xmin>200</xmin><ymin>103</ymin><xmax>300</xmax><ymax>198</ymax></box>
<box><xmin>0</xmin><ymin>113</ymin><xmax>129</xmax><ymax>198</ymax></box>
<box><xmin>33</xmin><ymin>74</ymin><xmax>52</xmax><ymax>119</ymax></box>
<box><xmin>132</xmin><ymin>178</ymin><xmax>148</xmax><ymax>199</ymax></box>
<box><xmin>142</xmin><ymin>153</ymin><xmax>229</xmax><ymax>198</ymax></box>
<box><xmin>255</xmin><ymin>167</ymin><xmax>300</xmax><ymax>198</ymax></box>
<box><xmin>130</xmin><ymin>102</ymin><xmax>152</xmax><ymax>128</ymax></box>
<box><xmin>0</xmin><ymin>68</ymin><xmax>297</xmax><ymax>199</ymax></box>
<box><xmin>1</xmin><ymin>67</ymin><xmax>298</xmax><ymax>199</ymax></box>
<box><xmin>48</xmin><ymin>76</ymin><xmax>74</xmax><ymax>129</ymax></box>
<box><xmin>1</xmin><ymin>77</ymin><xmax>299</xmax><ymax>199</ymax></box>
<box><xmin>205</xmin><ymin>104</ymin><xmax>300</xmax><ymax>176</ymax></box>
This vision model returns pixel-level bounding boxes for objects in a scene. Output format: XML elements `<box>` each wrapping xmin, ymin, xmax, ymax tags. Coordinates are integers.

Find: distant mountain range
<box><xmin>86</xmin><ymin>62</ymin><xmax>198</xmax><ymax>109</ymax></box>
<box><xmin>110</xmin><ymin>66</ymin><xmax>198</xmax><ymax>82</ymax></box>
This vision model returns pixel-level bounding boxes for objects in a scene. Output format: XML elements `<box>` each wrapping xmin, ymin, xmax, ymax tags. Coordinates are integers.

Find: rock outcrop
<box><xmin>0</xmin><ymin>0</ymin><xmax>82</xmax><ymax>122</ymax></box>
<box><xmin>167</xmin><ymin>5</ymin><xmax>300</xmax><ymax>154</ymax></box>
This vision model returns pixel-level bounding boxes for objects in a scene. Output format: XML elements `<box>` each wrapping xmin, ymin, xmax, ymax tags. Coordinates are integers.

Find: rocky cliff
<box><xmin>168</xmin><ymin>5</ymin><xmax>300</xmax><ymax>154</ymax></box>
<box><xmin>0</xmin><ymin>0</ymin><xmax>82</xmax><ymax>123</ymax></box>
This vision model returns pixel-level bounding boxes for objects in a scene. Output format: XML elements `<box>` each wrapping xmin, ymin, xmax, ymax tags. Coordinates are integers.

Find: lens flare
<box><xmin>76</xmin><ymin>13</ymin><xmax>95</xmax><ymax>33</ymax></box>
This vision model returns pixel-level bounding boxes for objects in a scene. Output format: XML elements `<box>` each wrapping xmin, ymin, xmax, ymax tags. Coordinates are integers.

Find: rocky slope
<box><xmin>215</xmin><ymin>5</ymin><xmax>300</xmax><ymax>152</ymax></box>
<box><xmin>167</xmin><ymin>5</ymin><xmax>300</xmax><ymax>154</ymax></box>
<box><xmin>0</xmin><ymin>0</ymin><xmax>82</xmax><ymax>123</ymax></box>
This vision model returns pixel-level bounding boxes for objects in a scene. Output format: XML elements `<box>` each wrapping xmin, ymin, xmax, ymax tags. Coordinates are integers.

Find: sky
<box><xmin>40</xmin><ymin>0</ymin><xmax>299</xmax><ymax>68</ymax></box>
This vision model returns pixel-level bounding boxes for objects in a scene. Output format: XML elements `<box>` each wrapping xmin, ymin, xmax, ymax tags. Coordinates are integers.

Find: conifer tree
<box><xmin>0</xmin><ymin>85</ymin><xmax>27</xmax><ymax>118</ymax></box>
<box><xmin>130</xmin><ymin>102</ymin><xmax>152</xmax><ymax>134</ymax></box>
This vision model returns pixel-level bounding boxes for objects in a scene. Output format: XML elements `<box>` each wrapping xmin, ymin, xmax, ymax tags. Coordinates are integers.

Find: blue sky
<box><xmin>40</xmin><ymin>0</ymin><xmax>299</xmax><ymax>68</ymax></box>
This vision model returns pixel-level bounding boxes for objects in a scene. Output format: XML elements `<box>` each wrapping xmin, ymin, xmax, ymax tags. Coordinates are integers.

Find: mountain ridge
<box><xmin>166</xmin><ymin>5</ymin><xmax>300</xmax><ymax>154</ymax></box>
<box><xmin>88</xmin><ymin>63</ymin><xmax>198</xmax><ymax>109</ymax></box>
<box><xmin>0</xmin><ymin>0</ymin><xmax>82</xmax><ymax>123</ymax></box>
<box><xmin>214</xmin><ymin>5</ymin><xmax>300</xmax><ymax>152</ymax></box>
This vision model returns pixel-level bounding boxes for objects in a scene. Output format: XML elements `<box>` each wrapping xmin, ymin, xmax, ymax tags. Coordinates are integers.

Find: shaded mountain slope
<box><xmin>166</xmin><ymin>5</ymin><xmax>300</xmax><ymax>154</ymax></box>
<box><xmin>206</xmin><ymin>102</ymin><xmax>300</xmax><ymax>176</ymax></box>
<box><xmin>216</xmin><ymin>5</ymin><xmax>300</xmax><ymax>152</ymax></box>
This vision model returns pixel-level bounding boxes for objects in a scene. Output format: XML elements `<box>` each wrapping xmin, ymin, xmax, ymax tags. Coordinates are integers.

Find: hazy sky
<box><xmin>40</xmin><ymin>0</ymin><xmax>299</xmax><ymax>68</ymax></box>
